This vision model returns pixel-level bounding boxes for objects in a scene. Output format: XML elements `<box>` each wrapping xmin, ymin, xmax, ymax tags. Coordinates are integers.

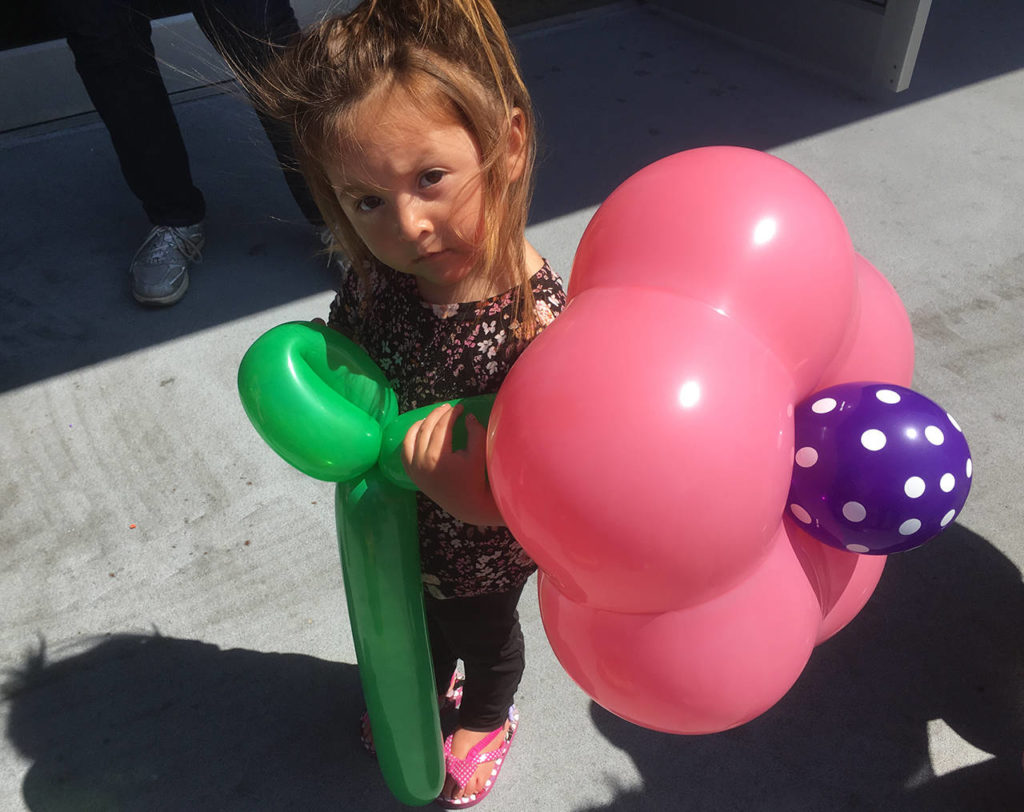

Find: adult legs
<box><xmin>48</xmin><ymin>0</ymin><xmax>205</xmax><ymax>226</ymax></box>
<box><xmin>191</xmin><ymin>0</ymin><xmax>322</xmax><ymax>225</ymax></box>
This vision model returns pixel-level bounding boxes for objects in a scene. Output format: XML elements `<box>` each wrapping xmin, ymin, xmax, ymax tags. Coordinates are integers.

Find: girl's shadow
<box><xmin>3</xmin><ymin>634</ymin><xmax>408</xmax><ymax>811</ymax></box>
<box><xmin>583</xmin><ymin>524</ymin><xmax>1024</xmax><ymax>810</ymax></box>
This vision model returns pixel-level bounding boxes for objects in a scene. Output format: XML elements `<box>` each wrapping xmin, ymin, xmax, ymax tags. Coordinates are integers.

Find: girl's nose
<box><xmin>395</xmin><ymin>196</ymin><xmax>432</xmax><ymax>241</ymax></box>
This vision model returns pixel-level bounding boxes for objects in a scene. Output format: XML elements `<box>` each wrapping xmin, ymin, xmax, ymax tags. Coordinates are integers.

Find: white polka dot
<box><xmin>947</xmin><ymin>413</ymin><xmax>962</xmax><ymax>432</ymax></box>
<box><xmin>899</xmin><ymin>518</ymin><xmax>921</xmax><ymax>536</ymax></box>
<box><xmin>846</xmin><ymin>543</ymin><xmax>871</xmax><ymax>553</ymax></box>
<box><xmin>790</xmin><ymin>504</ymin><xmax>812</xmax><ymax>524</ymax></box>
<box><xmin>876</xmin><ymin>389</ymin><xmax>901</xmax><ymax>404</ymax></box>
<box><xmin>843</xmin><ymin>501</ymin><xmax>867</xmax><ymax>522</ymax></box>
<box><xmin>861</xmin><ymin>429</ymin><xmax>887</xmax><ymax>451</ymax></box>
<box><xmin>966</xmin><ymin>458</ymin><xmax>973</xmax><ymax>478</ymax></box>
<box><xmin>940</xmin><ymin>473</ymin><xmax>955</xmax><ymax>492</ymax></box>
<box><xmin>925</xmin><ymin>425</ymin><xmax>945</xmax><ymax>445</ymax></box>
<box><xmin>811</xmin><ymin>397</ymin><xmax>837</xmax><ymax>414</ymax></box>
<box><xmin>941</xmin><ymin>509</ymin><xmax>956</xmax><ymax>527</ymax></box>
<box><xmin>787</xmin><ymin>403</ymin><xmax>794</xmax><ymax>418</ymax></box>
<box><xmin>904</xmin><ymin>476</ymin><xmax>926</xmax><ymax>498</ymax></box>
<box><xmin>795</xmin><ymin>447</ymin><xmax>819</xmax><ymax>467</ymax></box>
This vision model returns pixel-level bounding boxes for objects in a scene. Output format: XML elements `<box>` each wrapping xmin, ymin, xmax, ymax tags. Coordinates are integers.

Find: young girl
<box><xmin>249</xmin><ymin>0</ymin><xmax>565</xmax><ymax>805</ymax></box>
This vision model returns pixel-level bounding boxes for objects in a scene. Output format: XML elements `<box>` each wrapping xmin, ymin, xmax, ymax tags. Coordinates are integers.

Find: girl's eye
<box><xmin>420</xmin><ymin>169</ymin><xmax>445</xmax><ymax>188</ymax></box>
<box><xmin>356</xmin><ymin>195</ymin><xmax>383</xmax><ymax>213</ymax></box>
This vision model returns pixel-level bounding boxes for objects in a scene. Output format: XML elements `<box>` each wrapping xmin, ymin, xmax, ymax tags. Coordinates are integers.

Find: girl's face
<box><xmin>326</xmin><ymin>87</ymin><xmax>492</xmax><ymax>305</ymax></box>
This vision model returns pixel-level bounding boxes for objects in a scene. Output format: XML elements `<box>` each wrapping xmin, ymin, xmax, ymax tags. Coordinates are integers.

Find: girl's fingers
<box><xmin>404</xmin><ymin>404</ymin><xmax>462</xmax><ymax>468</ymax></box>
<box><xmin>402</xmin><ymin>418</ymin><xmax>427</xmax><ymax>466</ymax></box>
<box><xmin>425</xmin><ymin>404</ymin><xmax>461</xmax><ymax>461</ymax></box>
<box><xmin>420</xmin><ymin>403</ymin><xmax>453</xmax><ymax>438</ymax></box>
<box><xmin>415</xmin><ymin>403</ymin><xmax>449</xmax><ymax>459</ymax></box>
<box><xmin>464</xmin><ymin>412</ymin><xmax>485</xmax><ymax>446</ymax></box>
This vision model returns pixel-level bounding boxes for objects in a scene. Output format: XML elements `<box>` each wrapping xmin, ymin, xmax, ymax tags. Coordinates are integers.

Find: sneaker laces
<box><xmin>137</xmin><ymin>225</ymin><xmax>203</xmax><ymax>265</ymax></box>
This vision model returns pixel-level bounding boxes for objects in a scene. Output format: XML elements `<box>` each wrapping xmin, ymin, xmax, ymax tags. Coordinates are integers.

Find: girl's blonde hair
<box><xmin>247</xmin><ymin>0</ymin><xmax>539</xmax><ymax>336</ymax></box>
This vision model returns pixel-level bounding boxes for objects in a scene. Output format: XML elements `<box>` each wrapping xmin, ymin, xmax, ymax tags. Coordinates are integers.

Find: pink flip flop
<box><xmin>360</xmin><ymin>670</ymin><xmax>464</xmax><ymax>756</ymax></box>
<box><xmin>436</xmin><ymin>705</ymin><xmax>518</xmax><ymax>809</ymax></box>
<box><xmin>444</xmin><ymin>670</ymin><xmax>465</xmax><ymax>710</ymax></box>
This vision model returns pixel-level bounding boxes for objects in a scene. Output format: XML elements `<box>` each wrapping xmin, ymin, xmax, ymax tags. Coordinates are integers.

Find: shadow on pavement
<box><xmin>0</xmin><ymin>89</ymin><xmax>338</xmax><ymax>394</ymax></box>
<box><xmin>579</xmin><ymin>523</ymin><xmax>1024</xmax><ymax>810</ymax></box>
<box><xmin>5</xmin><ymin>525</ymin><xmax>1021</xmax><ymax>810</ymax></box>
<box><xmin>3</xmin><ymin>634</ymin><xmax>409</xmax><ymax>811</ymax></box>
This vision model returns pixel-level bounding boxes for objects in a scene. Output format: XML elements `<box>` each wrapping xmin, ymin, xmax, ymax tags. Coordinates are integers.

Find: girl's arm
<box><xmin>401</xmin><ymin>403</ymin><xmax>506</xmax><ymax>527</ymax></box>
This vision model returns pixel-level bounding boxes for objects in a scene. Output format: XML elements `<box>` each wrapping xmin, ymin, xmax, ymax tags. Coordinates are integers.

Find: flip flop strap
<box><xmin>444</xmin><ymin>726</ymin><xmax>507</xmax><ymax>789</ymax></box>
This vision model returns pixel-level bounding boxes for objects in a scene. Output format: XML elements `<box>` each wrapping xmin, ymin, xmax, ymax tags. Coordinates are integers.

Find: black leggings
<box><xmin>425</xmin><ymin>585</ymin><xmax>526</xmax><ymax>732</ymax></box>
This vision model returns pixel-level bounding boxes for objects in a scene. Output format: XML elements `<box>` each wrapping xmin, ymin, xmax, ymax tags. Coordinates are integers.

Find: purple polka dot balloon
<box><xmin>788</xmin><ymin>382</ymin><xmax>972</xmax><ymax>554</ymax></box>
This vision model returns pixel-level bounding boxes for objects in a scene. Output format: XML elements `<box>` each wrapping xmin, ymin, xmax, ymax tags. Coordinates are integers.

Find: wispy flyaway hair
<box><xmin>241</xmin><ymin>0</ymin><xmax>539</xmax><ymax>335</ymax></box>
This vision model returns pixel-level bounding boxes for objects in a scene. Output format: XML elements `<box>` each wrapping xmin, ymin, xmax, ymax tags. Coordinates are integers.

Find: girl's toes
<box><xmin>441</xmin><ymin>778</ymin><xmax>462</xmax><ymax>802</ymax></box>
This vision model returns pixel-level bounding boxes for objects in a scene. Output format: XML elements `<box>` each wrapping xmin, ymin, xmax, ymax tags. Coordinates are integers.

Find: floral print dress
<box><xmin>328</xmin><ymin>260</ymin><xmax>566</xmax><ymax>599</ymax></box>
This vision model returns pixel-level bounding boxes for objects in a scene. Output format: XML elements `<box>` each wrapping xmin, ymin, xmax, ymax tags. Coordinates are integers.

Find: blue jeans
<box><xmin>48</xmin><ymin>0</ymin><xmax>320</xmax><ymax>226</ymax></box>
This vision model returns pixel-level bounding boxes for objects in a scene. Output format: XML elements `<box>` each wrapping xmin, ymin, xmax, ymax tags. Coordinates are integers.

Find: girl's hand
<box><xmin>401</xmin><ymin>403</ymin><xmax>505</xmax><ymax>527</ymax></box>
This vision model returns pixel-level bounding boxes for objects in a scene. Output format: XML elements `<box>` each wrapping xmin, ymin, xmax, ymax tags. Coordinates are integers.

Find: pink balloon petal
<box><xmin>786</xmin><ymin>516</ymin><xmax>887</xmax><ymax>643</ymax></box>
<box><xmin>568</xmin><ymin>147</ymin><xmax>857</xmax><ymax>394</ymax></box>
<box><xmin>538</xmin><ymin>525</ymin><xmax>820</xmax><ymax>734</ymax></box>
<box><xmin>816</xmin><ymin>253</ymin><xmax>915</xmax><ymax>389</ymax></box>
<box><xmin>490</xmin><ymin>288</ymin><xmax>796</xmax><ymax>613</ymax></box>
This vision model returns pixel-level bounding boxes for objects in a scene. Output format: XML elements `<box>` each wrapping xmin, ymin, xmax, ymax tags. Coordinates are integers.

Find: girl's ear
<box><xmin>506</xmin><ymin>107</ymin><xmax>529</xmax><ymax>183</ymax></box>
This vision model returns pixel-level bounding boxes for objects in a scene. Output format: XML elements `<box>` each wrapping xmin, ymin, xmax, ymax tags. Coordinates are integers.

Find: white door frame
<box><xmin>651</xmin><ymin>0</ymin><xmax>932</xmax><ymax>93</ymax></box>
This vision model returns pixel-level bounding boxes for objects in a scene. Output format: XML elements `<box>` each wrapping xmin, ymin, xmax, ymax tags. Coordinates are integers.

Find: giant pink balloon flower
<box><xmin>487</xmin><ymin>147</ymin><xmax>915</xmax><ymax>734</ymax></box>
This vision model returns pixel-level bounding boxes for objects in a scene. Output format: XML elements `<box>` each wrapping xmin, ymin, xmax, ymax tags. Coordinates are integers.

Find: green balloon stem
<box><xmin>336</xmin><ymin>472</ymin><xmax>444</xmax><ymax>804</ymax></box>
<box><xmin>238</xmin><ymin>322</ymin><xmax>495</xmax><ymax>805</ymax></box>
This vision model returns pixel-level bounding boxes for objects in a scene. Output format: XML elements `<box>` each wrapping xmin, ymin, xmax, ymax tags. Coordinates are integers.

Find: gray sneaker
<box><xmin>130</xmin><ymin>223</ymin><xmax>205</xmax><ymax>306</ymax></box>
